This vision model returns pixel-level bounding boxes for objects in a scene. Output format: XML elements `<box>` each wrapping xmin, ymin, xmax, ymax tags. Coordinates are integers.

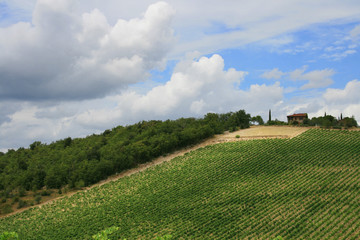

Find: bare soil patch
<box><xmin>1</xmin><ymin>126</ymin><xmax>308</xmax><ymax>218</ymax></box>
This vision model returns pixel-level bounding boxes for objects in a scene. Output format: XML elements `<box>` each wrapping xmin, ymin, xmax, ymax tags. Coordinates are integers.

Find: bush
<box><xmin>17</xmin><ymin>199</ymin><xmax>28</xmax><ymax>209</ymax></box>
<box><xmin>75</xmin><ymin>180</ymin><xmax>85</xmax><ymax>189</ymax></box>
<box><xmin>41</xmin><ymin>190</ymin><xmax>51</xmax><ymax>196</ymax></box>
<box><xmin>12</xmin><ymin>197</ymin><xmax>19</xmax><ymax>204</ymax></box>
<box><xmin>1</xmin><ymin>204</ymin><xmax>13</xmax><ymax>214</ymax></box>
<box><xmin>35</xmin><ymin>195</ymin><xmax>42</xmax><ymax>204</ymax></box>
<box><xmin>18</xmin><ymin>188</ymin><xmax>26</xmax><ymax>197</ymax></box>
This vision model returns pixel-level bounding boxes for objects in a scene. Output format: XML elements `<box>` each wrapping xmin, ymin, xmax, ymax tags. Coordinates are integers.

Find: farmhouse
<box><xmin>287</xmin><ymin>113</ymin><xmax>308</xmax><ymax>124</ymax></box>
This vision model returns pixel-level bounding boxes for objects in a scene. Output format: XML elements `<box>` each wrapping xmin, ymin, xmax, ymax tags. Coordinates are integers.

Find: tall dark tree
<box><xmin>269</xmin><ymin>109</ymin><xmax>272</xmax><ymax>122</ymax></box>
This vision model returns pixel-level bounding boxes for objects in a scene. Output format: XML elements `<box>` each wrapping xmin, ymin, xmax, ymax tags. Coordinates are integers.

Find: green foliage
<box><xmin>267</xmin><ymin>119</ymin><xmax>287</xmax><ymax>125</ymax></box>
<box><xmin>0</xmin><ymin>204</ymin><xmax>12</xmax><ymax>214</ymax></box>
<box><xmin>0</xmin><ymin>110</ymin><xmax>251</xmax><ymax>203</ymax></box>
<box><xmin>34</xmin><ymin>195</ymin><xmax>41</xmax><ymax>204</ymax></box>
<box><xmin>92</xmin><ymin>226</ymin><xmax>119</xmax><ymax>240</ymax></box>
<box><xmin>272</xmin><ymin>237</ymin><xmax>283</xmax><ymax>240</ymax></box>
<box><xmin>63</xmin><ymin>137</ymin><xmax>72</xmax><ymax>148</ymax></box>
<box><xmin>40</xmin><ymin>190</ymin><xmax>51</xmax><ymax>196</ymax></box>
<box><xmin>251</xmin><ymin>115</ymin><xmax>264</xmax><ymax>125</ymax></box>
<box><xmin>155</xmin><ymin>235</ymin><xmax>172</xmax><ymax>240</ymax></box>
<box><xmin>1</xmin><ymin>130</ymin><xmax>360</xmax><ymax>239</ymax></box>
<box><xmin>308</xmin><ymin>114</ymin><xmax>358</xmax><ymax>128</ymax></box>
<box><xmin>0</xmin><ymin>232</ymin><xmax>18</xmax><ymax>240</ymax></box>
<box><xmin>17</xmin><ymin>199</ymin><xmax>28</xmax><ymax>209</ymax></box>
<box><xmin>29</xmin><ymin>141</ymin><xmax>42</xmax><ymax>151</ymax></box>
<box><xmin>310</xmin><ymin>115</ymin><xmax>337</xmax><ymax>128</ymax></box>
<box><xmin>340</xmin><ymin>117</ymin><xmax>358</xmax><ymax>128</ymax></box>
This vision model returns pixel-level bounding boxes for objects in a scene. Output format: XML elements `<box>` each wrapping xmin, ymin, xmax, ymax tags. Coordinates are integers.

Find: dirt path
<box><xmin>1</xmin><ymin>126</ymin><xmax>308</xmax><ymax>218</ymax></box>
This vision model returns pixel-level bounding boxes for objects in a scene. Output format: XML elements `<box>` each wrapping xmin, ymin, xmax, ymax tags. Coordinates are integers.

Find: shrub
<box><xmin>35</xmin><ymin>195</ymin><xmax>42</xmax><ymax>204</ymax></box>
<box><xmin>41</xmin><ymin>190</ymin><xmax>51</xmax><ymax>196</ymax></box>
<box><xmin>75</xmin><ymin>180</ymin><xmax>85</xmax><ymax>189</ymax></box>
<box><xmin>1</xmin><ymin>204</ymin><xmax>13</xmax><ymax>214</ymax></box>
<box><xmin>18</xmin><ymin>188</ymin><xmax>26</xmax><ymax>197</ymax></box>
<box><xmin>12</xmin><ymin>197</ymin><xmax>19</xmax><ymax>204</ymax></box>
<box><xmin>17</xmin><ymin>200</ymin><xmax>28</xmax><ymax>209</ymax></box>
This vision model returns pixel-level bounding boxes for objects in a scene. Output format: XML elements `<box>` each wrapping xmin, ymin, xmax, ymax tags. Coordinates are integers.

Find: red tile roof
<box><xmin>287</xmin><ymin>113</ymin><xmax>308</xmax><ymax>117</ymax></box>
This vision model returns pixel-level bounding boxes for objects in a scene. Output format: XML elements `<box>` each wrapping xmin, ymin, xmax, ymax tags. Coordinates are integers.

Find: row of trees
<box><xmin>0</xmin><ymin>110</ymin><xmax>251</xmax><ymax>206</ymax></box>
<box><xmin>265</xmin><ymin>110</ymin><xmax>358</xmax><ymax>128</ymax></box>
<box><xmin>303</xmin><ymin>115</ymin><xmax>358</xmax><ymax>128</ymax></box>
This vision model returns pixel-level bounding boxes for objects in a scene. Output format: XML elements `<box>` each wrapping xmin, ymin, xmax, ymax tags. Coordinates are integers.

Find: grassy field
<box><xmin>1</xmin><ymin>129</ymin><xmax>360</xmax><ymax>239</ymax></box>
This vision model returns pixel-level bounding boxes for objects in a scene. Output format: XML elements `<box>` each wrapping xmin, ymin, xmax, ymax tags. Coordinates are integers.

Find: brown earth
<box><xmin>1</xmin><ymin>126</ymin><xmax>309</xmax><ymax>218</ymax></box>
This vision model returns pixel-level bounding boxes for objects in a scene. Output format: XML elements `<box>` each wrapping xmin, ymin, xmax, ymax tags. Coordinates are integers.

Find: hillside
<box><xmin>0</xmin><ymin>110</ymin><xmax>251</xmax><ymax>215</ymax></box>
<box><xmin>1</xmin><ymin>129</ymin><xmax>360</xmax><ymax>239</ymax></box>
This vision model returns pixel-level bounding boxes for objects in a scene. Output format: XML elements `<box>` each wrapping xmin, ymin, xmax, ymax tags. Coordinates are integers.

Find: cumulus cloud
<box><xmin>73</xmin><ymin>54</ymin><xmax>283</xmax><ymax>126</ymax></box>
<box><xmin>323</xmin><ymin>79</ymin><xmax>360</xmax><ymax>104</ymax></box>
<box><xmin>0</xmin><ymin>0</ymin><xmax>175</xmax><ymax>100</ymax></box>
<box><xmin>321</xmin><ymin>80</ymin><xmax>360</xmax><ymax>123</ymax></box>
<box><xmin>0</xmin><ymin>54</ymin><xmax>285</xmax><ymax>150</ymax></box>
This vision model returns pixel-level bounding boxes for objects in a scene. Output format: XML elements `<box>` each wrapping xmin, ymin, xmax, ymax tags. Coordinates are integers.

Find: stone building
<box><xmin>287</xmin><ymin>113</ymin><xmax>308</xmax><ymax>124</ymax></box>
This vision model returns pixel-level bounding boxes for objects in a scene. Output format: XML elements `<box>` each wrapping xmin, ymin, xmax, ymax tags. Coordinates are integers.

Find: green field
<box><xmin>1</xmin><ymin>129</ymin><xmax>360</xmax><ymax>239</ymax></box>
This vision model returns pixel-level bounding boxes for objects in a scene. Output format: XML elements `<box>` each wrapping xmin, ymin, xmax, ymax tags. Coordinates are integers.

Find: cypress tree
<box><xmin>269</xmin><ymin>109</ymin><xmax>272</xmax><ymax>122</ymax></box>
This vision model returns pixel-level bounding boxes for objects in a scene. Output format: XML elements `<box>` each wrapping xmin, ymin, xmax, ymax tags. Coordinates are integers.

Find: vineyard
<box><xmin>1</xmin><ymin>129</ymin><xmax>360</xmax><ymax>239</ymax></box>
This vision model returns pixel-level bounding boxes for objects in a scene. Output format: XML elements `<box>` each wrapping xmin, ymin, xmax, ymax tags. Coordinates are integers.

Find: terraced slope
<box><xmin>1</xmin><ymin>129</ymin><xmax>360</xmax><ymax>239</ymax></box>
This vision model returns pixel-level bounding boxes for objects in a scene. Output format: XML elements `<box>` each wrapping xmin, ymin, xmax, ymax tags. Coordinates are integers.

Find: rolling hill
<box><xmin>1</xmin><ymin>128</ymin><xmax>360</xmax><ymax>239</ymax></box>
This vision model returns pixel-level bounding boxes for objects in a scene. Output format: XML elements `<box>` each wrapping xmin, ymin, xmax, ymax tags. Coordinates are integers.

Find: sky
<box><xmin>0</xmin><ymin>0</ymin><xmax>360</xmax><ymax>151</ymax></box>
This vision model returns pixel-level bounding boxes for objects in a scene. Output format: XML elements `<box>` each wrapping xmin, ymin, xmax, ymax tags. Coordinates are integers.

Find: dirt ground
<box><xmin>1</xmin><ymin>126</ymin><xmax>309</xmax><ymax>218</ymax></box>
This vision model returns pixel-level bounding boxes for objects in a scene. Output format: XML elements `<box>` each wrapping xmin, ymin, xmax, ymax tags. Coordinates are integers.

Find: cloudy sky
<box><xmin>1</xmin><ymin>0</ymin><xmax>360</xmax><ymax>151</ymax></box>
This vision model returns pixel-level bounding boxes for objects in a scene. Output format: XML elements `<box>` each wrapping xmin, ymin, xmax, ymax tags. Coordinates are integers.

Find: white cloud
<box><xmin>321</xmin><ymin>49</ymin><xmax>357</xmax><ymax>61</ymax></box>
<box><xmin>289</xmin><ymin>67</ymin><xmax>335</xmax><ymax>89</ymax></box>
<box><xmin>321</xmin><ymin>80</ymin><xmax>360</xmax><ymax>123</ymax></box>
<box><xmin>0</xmin><ymin>0</ymin><xmax>175</xmax><ymax>100</ymax></box>
<box><xmin>168</xmin><ymin>0</ymin><xmax>360</xmax><ymax>57</ymax></box>
<box><xmin>263</xmin><ymin>66</ymin><xmax>336</xmax><ymax>90</ymax></box>
<box><xmin>261</xmin><ymin>68</ymin><xmax>285</xmax><ymax>79</ymax></box>
<box><xmin>325</xmin><ymin>46</ymin><xmax>345</xmax><ymax>52</ymax></box>
<box><xmin>0</xmin><ymin>54</ymin><xmax>285</xmax><ymax>150</ymax></box>
<box><xmin>323</xmin><ymin>79</ymin><xmax>360</xmax><ymax>104</ymax></box>
<box><xmin>75</xmin><ymin>55</ymin><xmax>283</xmax><ymax>123</ymax></box>
<box><xmin>350</xmin><ymin>24</ymin><xmax>360</xmax><ymax>40</ymax></box>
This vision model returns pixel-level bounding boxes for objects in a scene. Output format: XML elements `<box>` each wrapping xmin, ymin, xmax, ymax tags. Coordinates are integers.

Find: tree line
<box><xmin>266</xmin><ymin>113</ymin><xmax>357</xmax><ymax>128</ymax></box>
<box><xmin>0</xmin><ymin>110</ymin><xmax>251</xmax><ymax>210</ymax></box>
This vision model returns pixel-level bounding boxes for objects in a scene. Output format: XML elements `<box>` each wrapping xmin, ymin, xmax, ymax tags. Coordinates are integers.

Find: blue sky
<box><xmin>0</xmin><ymin>0</ymin><xmax>360</xmax><ymax>150</ymax></box>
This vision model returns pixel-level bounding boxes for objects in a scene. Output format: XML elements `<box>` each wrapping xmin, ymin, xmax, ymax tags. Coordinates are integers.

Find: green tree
<box><xmin>29</xmin><ymin>141</ymin><xmax>42</xmax><ymax>151</ymax></box>
<box><xmin>340</xmin><ymin>116</ymin><xmax>358</xmax><ymax>128</ymax></box>
<box><xmin>251</xmin><ymin>115</ymin><xmax>264</xmax><ymax>125</ymax></box>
